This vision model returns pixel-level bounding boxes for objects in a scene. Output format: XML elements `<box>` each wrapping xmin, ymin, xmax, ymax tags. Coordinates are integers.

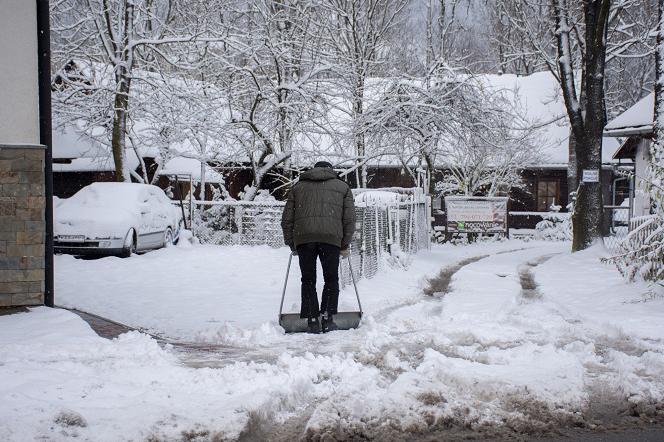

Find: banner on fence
<box><xmin>444</xmin><ymin>196</ymin><xmax>508</xmax><ymax>234</ymax></box>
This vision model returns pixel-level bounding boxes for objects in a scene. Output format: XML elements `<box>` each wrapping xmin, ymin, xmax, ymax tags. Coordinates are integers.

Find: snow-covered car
<box><xmin>55</xmin><ymin>182</ymin><xmax>183</xmax><ymax>257</ymax></box>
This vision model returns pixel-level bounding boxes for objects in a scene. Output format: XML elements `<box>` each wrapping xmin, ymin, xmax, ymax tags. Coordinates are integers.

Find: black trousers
<box><xmin>297</xmin><ymin>242</ymin><xmax>340</xmax><ymax>319</ymax></box>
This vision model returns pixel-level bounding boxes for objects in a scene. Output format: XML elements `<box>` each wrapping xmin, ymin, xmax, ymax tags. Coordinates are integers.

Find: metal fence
<box><xmin>189</xmin><ymin>195</ymin><xmax>430</xmax><ymax>285</ymax></box>
<box><xmin>603</xmin><ymin>205</ymin><xmax>631</xmax><ymax>253</ymax></box>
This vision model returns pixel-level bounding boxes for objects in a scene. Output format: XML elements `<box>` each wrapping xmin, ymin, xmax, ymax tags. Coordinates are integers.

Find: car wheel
<box><xmin>164</xmin><ymin>227</ymin><xmax>174</xmax><ymax>247</ymax></box>
<box><xmin>120</xmin><ymin>229</ymin><xmax>136</xmax><ymax>258</ymax></box>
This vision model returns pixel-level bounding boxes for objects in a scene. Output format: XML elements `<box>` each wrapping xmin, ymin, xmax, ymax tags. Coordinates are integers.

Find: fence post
<box><xmin>360</xmin><ymin>208</ymin><xmax>366</xmax><ymax>278</ymax></box>
<box><xmin>407</xmin><ymin>203</ymin><xmax>414</xmax><ymax>253</ymax></box>
<box><xmin>189</xmin><ymin>175</ymin><xmax>194</xmax><ymax>227</ymax></box>
<box><xmin>374</xmin><ymin>206</ymin><xmax>380</xmax><ymax>261</ymax></box>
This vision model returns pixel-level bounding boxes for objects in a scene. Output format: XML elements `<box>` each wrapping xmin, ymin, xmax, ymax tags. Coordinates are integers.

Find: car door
<box><xmin>150</xmin><ymin>186</ymin><xmax>171</xmax><ymax>239</ymax></box>
<box><xmin>136</xmin><ymin>188</ymin><xmax>155</xmax><ymax>250</ymax></box>
<box><xmin>145</xmin><ymin>187</ymin><xmax>171</xmax><ymax>248</ymax></box>
<box><xmin>154</xmin><ymin>188</ymin><xmax>179</xmax><ymax>235</ymax></box>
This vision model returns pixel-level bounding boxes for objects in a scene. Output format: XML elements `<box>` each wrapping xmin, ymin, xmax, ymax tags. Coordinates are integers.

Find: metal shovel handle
<box><xmin>345</xmin><ymin>255</ymin><xmax>363</xmax><ymax>315</ymax></box>
<box><xmin>279</xmin><ymin>253</ymin><xmax>293</xmax><ymax>317</ymax></box>
<box><xmin>280</xmin><ymin>251</ymin><xmax>362</xmax><ymax>317</ymax></box>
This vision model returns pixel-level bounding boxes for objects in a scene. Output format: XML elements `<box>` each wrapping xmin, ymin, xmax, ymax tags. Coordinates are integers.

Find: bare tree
<box><xmin>51</xmin><ymin>0</ymin><xmax>220</xmax><ymax>182</ymax></box>
<box><xmin>363</xmin><ymin>74</ymin><xmax>542</xmax><ymax>196</ymax></box>
<box><xmin>491</xmin><ymin>0</ymin><xmax>655</xmax><ymax>250</ymax></box>
<box><xmin>206</xmin><ymin>0</ymin><xmax>333</xmax><ymax>200</ymax></box>
<box><xmin>320</xmin><ymin>0</ymin><xmax>409</xmax><ymax>187</ymax></box>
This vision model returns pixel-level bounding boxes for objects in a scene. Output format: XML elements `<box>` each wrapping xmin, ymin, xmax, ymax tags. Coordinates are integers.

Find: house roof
<box><xmin>605</xmin><ymin>93</ymin><xmax>654</xmax><ymax>137</ymax></box>
<box><xmin>312</xmin><ymin>71</ymin><xmax>619</xmax><ymax>168</ymax></box>
<box><xmin>53</xmin><ymin>123</ymin><xmax>216</xmax><ymax>182</ymax></box>
<box><xmin>52</xmin><ymin>152</ymin><xmax>140</xmax><ymax>173</ymax></box>
<box><xmin>158</xmin><ymin>157</ymin><xmax>225</xmax><ymax>183</ymax></box>
<box><xmin>53</xmin><ymin>66</ymin><xmax>622</xmax><ymax>173</ymax></box>
<box><xmin>53</xmin><ymin>124</ymin><xmax>107</xmax><ymax>159</ymax></box>
<box><xmin>612</xmin><ymin>136</ymin><xmax>641</xmax><ymax>160</ymax></box>
<box><xmin>476</xmin><ymin>72</ymin><xmax>618</xmax><ymax>165</ymax></box>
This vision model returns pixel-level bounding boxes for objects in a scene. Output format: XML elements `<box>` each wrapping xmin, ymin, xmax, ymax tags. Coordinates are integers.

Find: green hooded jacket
<box><xmin>281</xmin><ymin>167</ymin><xmax>356</xmax><ymax>249</ymax></box>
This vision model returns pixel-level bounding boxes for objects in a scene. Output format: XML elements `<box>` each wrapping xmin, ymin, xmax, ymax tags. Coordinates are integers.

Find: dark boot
<box><xmin>322</xmin><ymin>314</ymin><xmax>339</xmax><ymax>332</ymax></box>
<box><xmin>307</xmin><ymin>317</ymin><xmax>321</xmax><ymax>334</ymax></box>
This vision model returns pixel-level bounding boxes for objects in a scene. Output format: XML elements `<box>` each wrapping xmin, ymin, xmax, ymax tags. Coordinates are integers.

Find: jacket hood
<box><xmin>300</xmin><ymin>167</ymin><xmax>338</xmax><ymax>182</ymax></box>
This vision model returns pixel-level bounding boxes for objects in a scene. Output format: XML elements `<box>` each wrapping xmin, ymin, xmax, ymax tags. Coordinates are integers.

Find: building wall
<box><xmin>634</xmin><ymin>139</ymin><xmax>652</xmax><ymax>217</ymax></box>
<box><xmin>0</xmin><ymin>2</ymin><xmax>45</xmax><ymax>307</ymax></box>
<box><xmin>53</xmin><ymin>171</ymin><xmax>116</xmax><ymax>198</ymax></box>
<box><xmin>366</xmin><ymin>167</ymin><xmax>417</xmax><ymax>189</ymax></box>
<box><xmin>0</xmin><ymin>0</ymin><xmax>40</xmax><ymax>145</ymax></box>
<box><xmin>0</xmin><ymin>146</ymin><xmax>45</xmax><ymax>306</ymax></box>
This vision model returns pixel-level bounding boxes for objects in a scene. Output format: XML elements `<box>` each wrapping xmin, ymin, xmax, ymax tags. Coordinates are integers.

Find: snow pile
<box><xmin>303</xmin><ymin>245</ymin><xmax>664</xmax><ymax>437</ymax></box>
<box><xmin>0</xmin><ymin>308</ymin><xmax>385</xmax><ymax>441</ymax></box>
<box><xmin>46</xmin><ymin>241</ymin><xmax>664</xmax><ymax>439</ymax></box>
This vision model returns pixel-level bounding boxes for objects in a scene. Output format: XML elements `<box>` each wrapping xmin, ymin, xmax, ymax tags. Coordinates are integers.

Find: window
<box><xmin>537</xmin><ymin>180</ymin><xmax>559</xmax><ymax>212</ymax></box>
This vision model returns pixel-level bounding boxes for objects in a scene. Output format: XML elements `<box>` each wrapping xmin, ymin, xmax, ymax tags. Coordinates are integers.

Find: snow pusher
<box><xmin>278</xmin><ymin>252</ymin><xmax>363</xmax><ymax>333</ymax></box>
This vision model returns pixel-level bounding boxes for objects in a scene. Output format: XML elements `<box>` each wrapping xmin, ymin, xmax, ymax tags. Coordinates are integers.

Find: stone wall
<box><xmin>0</xmin><ymin>145</ymin><xmax>45</xmax><ymax>307</ymax></box>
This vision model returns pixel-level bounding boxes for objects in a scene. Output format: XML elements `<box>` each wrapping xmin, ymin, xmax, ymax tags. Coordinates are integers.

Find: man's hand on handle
<box><xmin>340</xmin><ymin>248</ymin><xmax>350</xmax><ymax>258</ymax></box>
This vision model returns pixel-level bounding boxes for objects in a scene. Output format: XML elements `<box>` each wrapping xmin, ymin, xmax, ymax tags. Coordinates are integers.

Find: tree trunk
<box><xmin>353</xmin><ymin>76</ymin><xmax>367</xmax><ymax>188</ymax></box>
<box><xmin>571</xmin><ymin>0</ymin><xmax>610</xmax><ymax>251</ymax></box>
<box><xmin>199</xmin><ymin>161</ymin><xmax>206</xmax><ymax>200</ymax></box>
<box><xmin>567</xmin><ymin>130</ymin><xmax>578</xmax><ymax>194</ymax></box>
<box><xmin>111</xmin><ymin>71</ymin><xmax>132</xmax><ymax>183</ymax></box>
<box><xmin>553</xmin><ymin>0</ymin><xmax>609</xmax><ymax>251</ymax></box>
<box><xmin>653</xmin><ymin>0</ymin><xmax>664</xmax><ymax>199</ymax></box>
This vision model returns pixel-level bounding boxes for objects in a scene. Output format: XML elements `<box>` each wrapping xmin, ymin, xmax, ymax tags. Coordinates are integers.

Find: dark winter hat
<box><xmin>314</xmin><ymin>161</ymin><xmax>334</xmax><ymax>169</ymax></box>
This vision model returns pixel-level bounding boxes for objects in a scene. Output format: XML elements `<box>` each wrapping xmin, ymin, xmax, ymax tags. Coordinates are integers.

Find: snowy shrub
<box><xmin>192</xmin><ymin>194</ymin><xmax>232</xmax><ymax>246</ymax></box>
<box><xmin>605</xmin><ymin>214</ymin><xmax>664</xmax><ymax>282</ymax></box>
<box><xmin>535</xmin><ymin>213</ymin><xmax>571</xmax><ymax>241</ymax></box>
<box><xmin>605</xmin><ymin>156</ymin><xmax>664</xmax><ymax>282</ymax></box>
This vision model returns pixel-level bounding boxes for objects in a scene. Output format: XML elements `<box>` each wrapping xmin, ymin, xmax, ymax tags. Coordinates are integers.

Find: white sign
<box><xmin>582</xmin><ymin>169</ymin><xmax>599</xmax><ymax>183</ymax></box>
<box><xmin>444</xmin><ymin>197</ymin><xmax>508</xmax><ymax>233</ymax></box>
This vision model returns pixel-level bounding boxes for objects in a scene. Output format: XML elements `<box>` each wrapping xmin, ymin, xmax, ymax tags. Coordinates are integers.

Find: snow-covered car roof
<box><xmin>65</xmin><ymin>182</ymin><xmax>156</xmax><ymax>207</ymax></box>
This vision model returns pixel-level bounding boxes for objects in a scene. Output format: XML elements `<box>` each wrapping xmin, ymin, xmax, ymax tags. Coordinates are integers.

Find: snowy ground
<box><xmin>1</xmin><ymin>240</ymin><xmax>664</xmax><ymax>441</ymax></box>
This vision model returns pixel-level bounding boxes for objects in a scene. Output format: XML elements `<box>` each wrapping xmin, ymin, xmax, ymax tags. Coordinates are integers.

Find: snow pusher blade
<box><xmin>278</xmin><ymin>252</ymin><xmax>364</xmax><ymax>333</ymax></box>
<box><xmin>279</xmin><ymin>311</ymin><xmax>362</xmax><ymax>333</ymax></box>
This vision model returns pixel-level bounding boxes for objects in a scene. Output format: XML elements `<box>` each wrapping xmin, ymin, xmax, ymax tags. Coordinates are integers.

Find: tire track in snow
<box><xmin>373</xmin><ymin>246</ymin><xmax>533</xmax><ymax>323</ymax></box>
<box><xmin>69</xmin><ymin>246</ymin><xmax>664</xmax><ymax>439</ymax></box>
<box><xmin>518</xmin><ymin>254</ymin><xmax>558</xmax><ymax>300</ymax></box>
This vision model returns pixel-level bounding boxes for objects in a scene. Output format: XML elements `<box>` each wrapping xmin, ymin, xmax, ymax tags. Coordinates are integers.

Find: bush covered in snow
<box><xmin>534</xmin><ymin>213</ymin><xmax>572</xmax><ymax>242</ymax></box>
<box><xmin>606</xmin><ymin>214</ymin><xmax>664</xmax><ymax>282</ymax></box>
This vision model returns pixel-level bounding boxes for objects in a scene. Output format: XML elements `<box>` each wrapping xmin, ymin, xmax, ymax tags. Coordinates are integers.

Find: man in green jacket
<box><xmin>281</xmin><ymin>161</ymin><xmax>356</xmax><ymax>333</ymax></box>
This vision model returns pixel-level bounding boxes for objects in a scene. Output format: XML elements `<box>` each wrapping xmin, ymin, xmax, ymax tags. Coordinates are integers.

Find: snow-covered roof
<box><xmin>604</xmin><ymin>93</ymin><xmax>654</xmax><ymax>137</ymax></box>
<box><xmin>477</xmin><ymin>72</ymin><xmax>618</xmax><ymax>165</ymax></box>
<box><xmin>53</xmin><ymin>123</ymin><xmax>215</xmax><ymax>181</ymax></box>
<box><xmin>158</xmin><ymin>157</ymin><xmax>224</xmax><ymax>183</ymax></box>
<box><xmin>293</xmin><ymin>71</ymin><xmax>619</xmax><ymax>168</ymax></box>
<box><xmin>53</xmin><ymin>155</ymin><xmax>138</xmax><ymax>173</ymax></box>
<box><xmin>53</xmin><ymin>125</ymin><xmax>107</xmax><ymax>159</ymax></box>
